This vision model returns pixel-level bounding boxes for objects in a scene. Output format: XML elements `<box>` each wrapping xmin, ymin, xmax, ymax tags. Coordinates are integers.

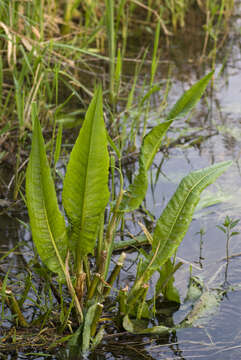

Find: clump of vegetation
<box><xmin>0</xmin><ymin>0</ymin><xmax>235</xmax><ymax>357</ymax></box>
<box><xmin>19</xmin><ymin>72</ymin><xmax>230</xmax><ymax>353</ymax></box>
<box><xmin>0</xmin><ymin>0</ymin><xmax>234</xmax><ymax>204</ymax></box>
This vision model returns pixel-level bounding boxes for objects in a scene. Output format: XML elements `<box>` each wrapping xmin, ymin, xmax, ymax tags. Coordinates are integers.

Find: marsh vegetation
<box><xmin>1</xmin><ymin>1</ymin><xmax>241</xmax><ymax>359</ymax></box>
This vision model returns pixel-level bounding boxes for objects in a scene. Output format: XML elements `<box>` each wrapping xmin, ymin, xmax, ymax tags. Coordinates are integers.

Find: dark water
<box><xmin>2</xmin><ymin>3</ymin><xmax>241</xmax><ymax>360</ymax></box>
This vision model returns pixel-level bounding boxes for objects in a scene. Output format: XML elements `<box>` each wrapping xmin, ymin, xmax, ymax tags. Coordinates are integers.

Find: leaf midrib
<box><xmin>79</xmin><ymin>94</ymin><xmax>100</xmax><ymax>246</ymax></box>
<box><xmin>37</xmin><ymin>134</ymin><xmax>65</xmax><ymax>272</ymax></box>
<box><xmin>158</xmin><ymin>166</ymin><xmax>224</xmax><ymax>252</ymax></box>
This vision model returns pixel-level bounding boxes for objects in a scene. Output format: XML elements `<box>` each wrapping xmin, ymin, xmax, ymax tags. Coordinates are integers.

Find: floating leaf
<box><xmin>180</xmin><ymin>290</ymin><xmax>221</xmax><ymax>327</ymax></box>
<box><xmin>123</xmin><ymin>315</ymin><xmax>170</xmax><ymax>334</ymax></box>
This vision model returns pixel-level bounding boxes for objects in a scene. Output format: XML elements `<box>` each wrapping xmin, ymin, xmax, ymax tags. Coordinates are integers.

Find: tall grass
<box><xmin>0</xmin><ymin>0</ymin><xmax>234</xmax><ymax>197</ymax></box>
<box><xmin>0</xmin><ymin>0</ymin><xmax>234</xmax><ymax>118</ymax></box>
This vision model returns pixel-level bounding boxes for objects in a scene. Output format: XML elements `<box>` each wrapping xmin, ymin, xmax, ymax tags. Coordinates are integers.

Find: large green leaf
<box><xmin>166</xmin><ymin>71</ymin><xmax>214</xmax><ymax>121</ymax></box>
<box><xmin>120</xmin><ymin>122</ymin><xmax>171</xmax><ymax>211</ymax></box>
<box><xmin>150</xmin><ymin>161</ymin><xmax>232</xmax><ymax>272</ymax></box>
<box><xmin>129</xmin><ymin>161</ymin><xmax>232</xmax><ymax>294</ymax></box>
<box><xmin>62</xmin><ymin>86</ymin><xmax>109</xmax><ymax>256</ymax></box>
<box><xmin>26</xmin><ymin>113</ymin><xmax>67</xmax><ymax>277</ymax></box>
<box><xmin>120</xmin><ymin>72</ymin><xmax>214</xmax><ymax>212</ymax></box>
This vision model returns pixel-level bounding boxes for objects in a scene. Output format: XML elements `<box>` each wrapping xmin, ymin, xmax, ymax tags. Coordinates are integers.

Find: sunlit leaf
<box><xmin>26</xmin><ymin>111</ymin><xmax>67</xmax><ymax>277</ymax></box>
<box><xmin>62</xmin><ymin>86</ymin><xmax>109</xmax><ymax>255</ymax></box>
<box><xmin>131</xmin><ymin>161</ymin><xmax>232</xmax><ymax>290</ymax></box>
<box><xmin>142</xmin><ymin>120</ymin><xmax>172</xmax><ymax>170</ymax></box>
<box><xmin>150</xmin><ymin>161</ymin><xmax>232</xmax><ymax>272</ymax></box>
<box><xmin>166</xmin><ymin>71</ymin><xmax>214</xmax><ymax>121</ymax></box>
<box><xmin>120</xmin><ymin>155</ymin><xmax>148</xmax><ymax>211</ymax></box>
<box><xmin>120</xmin><ymin>72</ymin><xmax>214</xmax><ymax>212</ymax></box>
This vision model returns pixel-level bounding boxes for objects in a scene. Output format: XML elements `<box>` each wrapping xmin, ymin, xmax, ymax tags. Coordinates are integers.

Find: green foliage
<box><xmin>156</xmin><ymin>259</ymin><xmax>182</xmax><ymax>303</ymax></box>
<box><xmin>123</xmin><ymin>314</ymin><xmax>169</xmax><ymax>334</ymax></box>
<box><xmin>120</xmin><ymin>71</ymin><xmax>215</xmax><ymax>212</ymax></box>
<box><xmin>217</xmin><ymin>215</ymin><xmax>240</xmax><ymax>266</ymax></box>
<box><xmin>25</xmin><ymin>73</ymin><xmax>231</xmax><ymax>352</ymax></box>
<box><xmin>62</xmin><ymin>86</ymin><xmax>109</xmax><ymax>257</ymax></box>
<box><xmin>217</xmin><ymin>216</ymin><xmax>240</xmax><ymax>236</ymax></box>
<box><xmin>166</xmin><ymin>71</ymin><xmax>214</xmax><ymax>121</ymax></box>
<box><xmin>0</xmin><ymin>0</ymin><xmax>235</xmax><ymax>353</ymax></box>
<box><xmin>26</xmin><ymin>104</ymin><xmax>67</xmax><ymax>278</ymax></box>
<box><xmin>151</xmin><ymin>161</ymin><xmax>232</xmax><ymax>270</ymax></box>
<box><xmin>142</xmin><ymin>121</ymin><xmax>172</xmax><ymax>171</ymax></box>
<box><xmin>127</xmin><ymin>161</ymin><xmax>232</xmax><ymax>307</ymax></box>
<box><xmin>120</xmin><ymin>154</ymin><xmax>148</xmax><ymax>211</ymax></box>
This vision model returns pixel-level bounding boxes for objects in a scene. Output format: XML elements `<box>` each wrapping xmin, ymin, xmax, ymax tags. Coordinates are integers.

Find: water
<box><xmin>1</xmin><ymin>3</ymin><xmax>241</xmax><ymax>359</ymax></box>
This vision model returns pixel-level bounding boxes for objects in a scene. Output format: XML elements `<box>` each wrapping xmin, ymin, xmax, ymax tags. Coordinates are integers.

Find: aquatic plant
<box><xmin>217</xmin><ymin>216</ymin><xmax>240</xmax><ymax>284</ymax></box>
<box><xmin>24</xmin><ymin>71</ymin><xmax>232</xmax><ymax>352</ymax></box>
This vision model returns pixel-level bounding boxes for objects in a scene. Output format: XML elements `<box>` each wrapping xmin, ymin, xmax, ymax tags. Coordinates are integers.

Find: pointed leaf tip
<box><xmin>26</xmin><ymin>116</ymin><xmax>67</xmax><ymax>278</ymax></box>
<box><xmin>166</xmin><ymin>71</ymin><xmax>214</xmax><ymax>122</ymax></box>
<box><xmin>63</xmin><ymin>86</ymin><xmax>109</xmax><ymax>256</ymax></box>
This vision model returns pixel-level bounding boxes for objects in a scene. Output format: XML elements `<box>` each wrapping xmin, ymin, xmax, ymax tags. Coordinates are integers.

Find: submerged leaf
<box><xmin>184</xmin><ymin>276</ymin><xmax>204</xmax><ymax>304</ymax></box>
<box><xmin>26</xmin><ymin>113</ymin><xmax>67</xmax><ymax>277</ymax></box>
<box><xmin>123</xmin><ymin>315</ymin><xmax>170</xmax><ymax>334</ymax></box>
<box><xmin>180</xmin><ymin>289</ymin><xmax>221</xmax><ymax>327</ymax></box>
<box><xmin>62</xmin><ymin>86</ymin><xmax>109</xmax><ymax>255</ymax></box>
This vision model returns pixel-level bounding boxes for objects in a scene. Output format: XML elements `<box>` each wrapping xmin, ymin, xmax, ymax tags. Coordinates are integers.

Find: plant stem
<box><xmin>103</xmin><ymin>188</ymin><xmax>124</xmax><ymax>280</ymax></box>
<box><xmin>104</xmin><ymin>252</ymin><xmax>126</xmax><ymax>297</ymax></box>
<box><xmin>91</xmin><ymin>303</ymin><xmax>103</xmax><ymax>337</ymax></box>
